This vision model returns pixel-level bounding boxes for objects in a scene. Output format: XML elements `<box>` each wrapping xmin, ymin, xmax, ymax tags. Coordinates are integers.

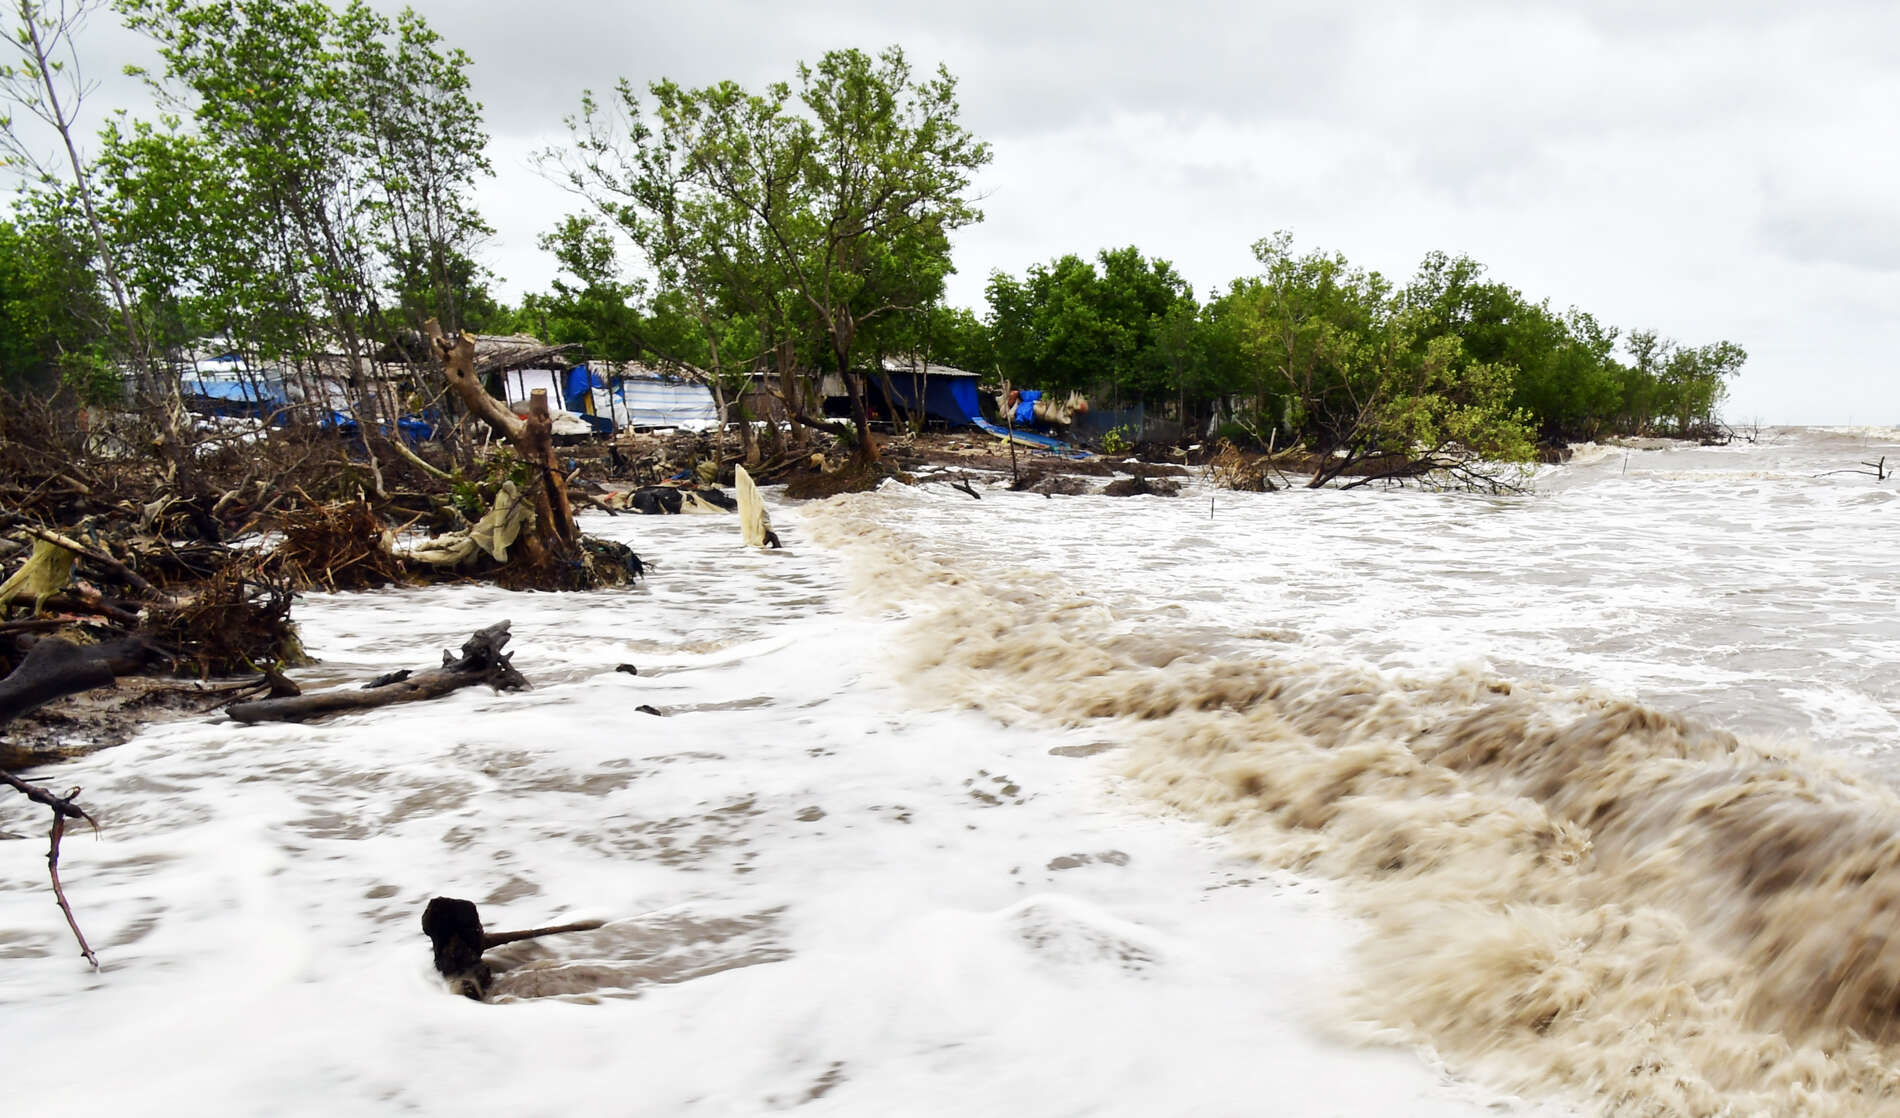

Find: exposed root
<box><xmin>266</xmin><ymin>501</ymin><xmax>407</xmax><ymax>591</ymax></box>
<box><xmin>143</xmin><ymin>566</ymin><xmax>305</xmax><ymax>676</ymax></box>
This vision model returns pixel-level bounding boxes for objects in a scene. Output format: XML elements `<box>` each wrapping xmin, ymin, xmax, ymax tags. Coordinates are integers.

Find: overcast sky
<box><xmin>31</xmin><ymin>0</ymin><xmax>1900</xmax><ymax>424</ymax></box>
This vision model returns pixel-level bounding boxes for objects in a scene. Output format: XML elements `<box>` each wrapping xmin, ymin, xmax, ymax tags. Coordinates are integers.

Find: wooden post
<box><xmin>1004</xmin><ymin>386</ymin><xmax>1019</xmax><ymax>485</ymax></box>
<box><xmin>524</xmin><ymin>389</ymin><xmax>576</xmax><ymax>544</ymax></box>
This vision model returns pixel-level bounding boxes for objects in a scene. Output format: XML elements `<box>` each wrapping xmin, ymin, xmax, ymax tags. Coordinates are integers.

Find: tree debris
<box><xmin>225</xmin><ymin>621</ymin><xmax>527</xmax><ymax>724</ymax></box>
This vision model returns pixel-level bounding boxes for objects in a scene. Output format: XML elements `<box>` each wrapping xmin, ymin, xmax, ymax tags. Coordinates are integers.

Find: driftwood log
<box><xmin>0</xmin><ymin>635</ymin><xmax>163</xmax><ymax>725</ymax></box>
<box><xmin>225</xmin><ymin>621</ymin><xmax>527</xmax><ymax>724</ymax></box>
<box><xmin>421</xmin><ymin>896</ymin><xmax>605</xmax><ymax>1000</ymax></box>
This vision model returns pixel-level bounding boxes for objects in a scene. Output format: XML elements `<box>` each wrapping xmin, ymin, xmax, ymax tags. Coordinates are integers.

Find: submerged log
<box><xmin>421</xmin><ymin>895</ymin><xmax>605</xmax><ymax>1000</ymax></box>
<box><xmin>224</xmin><ymin>620</ymin><xmax>527</xmax><ymax>724</ymax></box>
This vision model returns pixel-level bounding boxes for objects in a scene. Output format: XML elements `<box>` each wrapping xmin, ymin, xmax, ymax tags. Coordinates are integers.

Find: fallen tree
<box><xmin>226</xmin><ymin>620</ymin><xmax>527</xmax><ymax>724</ymax></box>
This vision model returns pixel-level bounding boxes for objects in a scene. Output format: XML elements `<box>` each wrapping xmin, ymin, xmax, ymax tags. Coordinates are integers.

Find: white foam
<box><xmin>11</xmin><ymin>431</ymin><xmax>1892</xmax><ymax>1115</ymax></box>
<box><xmin>0</xmin><ymin>503</ymin><xmax>1567</xmax><ymax>1116</ymax></box>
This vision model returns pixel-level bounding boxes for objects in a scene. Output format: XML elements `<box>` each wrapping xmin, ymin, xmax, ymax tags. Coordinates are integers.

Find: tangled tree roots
<box><xmin>1205</xmin><ymin>440</ymin><xmax>1281</xmax><ymax>492</ymax></box>
<box><xmin>144</xmin><ymin>566</ymin><xmax>305</xmax><ymax>675</ymax></box>
<box><xmin>267</xmin><ymin>501</ymin><xmax>408</xmax><ymax>591</ymax></box>
<box><xmin>492</xmin><ymin>536</ymin><xmax>643</xmax><ymax>592</ymax></box>
<box><xmin>783</xmin><ymin>461</ymin><xmax>894</xmax><ymax>500</ymax></box>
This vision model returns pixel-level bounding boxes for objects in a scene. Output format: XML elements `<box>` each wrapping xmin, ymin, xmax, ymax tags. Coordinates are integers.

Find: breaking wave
<box><xmin>807</xmin><ymin>491</ymin><xmax>1900</xmax><ymax>1117</ymax></box>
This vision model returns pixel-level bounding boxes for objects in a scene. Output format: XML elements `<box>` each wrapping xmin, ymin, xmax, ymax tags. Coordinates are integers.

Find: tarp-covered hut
<box><xmin>868</xmin><ymin>357</ymin><xmax>984</xmax><ymax>427</ymax></box>
<box><xmin>179</xmin><ymin>355</ymin><xmax>294</xmax><ymax>421</ymax></box>
<box><xmin>473</xmin><ymin>334</ymin><xmax>604</xmax><ymax>435</ymax></box>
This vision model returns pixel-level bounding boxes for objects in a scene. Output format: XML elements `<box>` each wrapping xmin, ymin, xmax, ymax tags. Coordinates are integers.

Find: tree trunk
<box><xmin>842</xmin><ymin>362</ymin><xmax>878</xmax><ymax>466</ymax></box>
<box><xmin>522</xmin><ymin>389</ymin><xmax>575</xmax><ymax>544</ymax></box>
<box><xmin>424</xmin><ymin>321</ymin><xmax>576</xmax><ymax>556</ymax></box>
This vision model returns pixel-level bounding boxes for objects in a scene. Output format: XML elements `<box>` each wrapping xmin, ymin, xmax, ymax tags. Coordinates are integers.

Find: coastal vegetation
<box><xmin>3</xmin><ymin>0</ymin><xmax>1744</xmax><ymax>487</ymax></box>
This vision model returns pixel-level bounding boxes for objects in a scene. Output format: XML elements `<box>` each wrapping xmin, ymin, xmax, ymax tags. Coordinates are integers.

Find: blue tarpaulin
<box><xmin>181</xmin><ymin>364</ymin><xmax>293</xmax><ymax>422</ymax></box>
<box><xmin>970</xmin><ymin>417</ymin><xmax>1092</xmax><ymax>458</ymax></box>
<box><xmin>879</xmin><ymin>371</ymin><xmax>984</xmax><ymax>426</ymax></box>
<box><xmin>564</xmin><ymin>365</ymin><xmax>608</xmax><ymax>413</ymax></box>
<box><xmin>321</xmin><ymin>409</ymin><xmax>438</xmax><ymax>444</ymax></box>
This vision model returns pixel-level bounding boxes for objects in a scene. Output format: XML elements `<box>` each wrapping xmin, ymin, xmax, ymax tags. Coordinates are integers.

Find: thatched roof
<box><xmin>468</xmin><ymin>333</ymin><xmax>576</xmax><ymax>374</ymax></box>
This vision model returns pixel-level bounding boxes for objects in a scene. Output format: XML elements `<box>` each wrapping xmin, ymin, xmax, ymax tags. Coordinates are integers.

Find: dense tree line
<box><xmin>979</xmin><ymin>234</ymin><xmax>1745</xmax><ymax>451</ymax></box>
<box><xmin>2</xmin><ymin>0</ymin><xmax>1744</xmax><ymax>488</ymax></box>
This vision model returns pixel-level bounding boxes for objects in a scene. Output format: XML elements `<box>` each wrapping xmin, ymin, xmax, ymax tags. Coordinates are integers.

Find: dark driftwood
<box><xmin>225</xmin><ymin>621</ymin><xmax>527</xmax><ymax>724</ymax></box>
<box><xmin>421</xmin><ymin>895</ymin><xmax>605</xmax><ymax>1000</ymax></box>
<box><xmin>0</xmin><ymin>635</ymin><xmax>162</xmax><ymax>724</ymax></box>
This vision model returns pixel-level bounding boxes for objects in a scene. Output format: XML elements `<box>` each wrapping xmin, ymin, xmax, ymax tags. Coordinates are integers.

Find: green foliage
<box><xmin>449</xmin><ymin>477</ymin><xmax>485</xmax><ymax>520</ymax></box>
<box><xmin>0</xmin><ymin>191</ymin><xmax>114</xmax><ymax>395</ymax></box>
<box><xmin>1098</xmin><ymin>424</ymin><xmax>1133</xmax><ymax>454</ymax></box>
<box><xmin>516</xmin><ymin>214</ymin><xmax>647</xmax><ymax>359</ymax></box>
<box><xmin>1403</xmin><ymin>251</ymin><xmax>1622</xmax><ymax>440</ymax></box>
<box><xmin>1215</xmin><ymin>233</ymin><xmax>1537</xmax><ymax>488</ymax></box>
<box><xmin>546</xmin><ymin>44</ymin><xmax>991</xmax><ymax>455</ymax></box>
<box><xmin>1613</xmin><ymin>329</ymin><xmax>1745</xmax><ymax>435</ymax></box>
<box><xmin>58</xmin><ymin>346</ymin><xmax>122</xmax><ymax>404</ymax></box>
<box><xmin>977</xmin><ymin>231</ymin><xmax>1745</xmax><ymax>460</ymax></box>
<box><xmin>1215</xmin><ymin>421</ymin><xmax>1256</xmax><ymax>447</ymax></box>
<box><xmin>108</xmin><ymin>0</ymin><xmax>496</xmax><ymax>374</ymax></box>
<box><xmin>866</xmin><ymin>302</ymin><xmax>993</xmax><ymax>376</ymax></box>
<box><xmin>985</xmin><ymin>246</ymin><xmax>1194</xmax><ymax>399</ymax></box>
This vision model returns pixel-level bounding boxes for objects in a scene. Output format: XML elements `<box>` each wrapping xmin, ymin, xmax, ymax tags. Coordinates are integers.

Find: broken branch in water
<box><xmin>1814</xmin><ymin>456</ymin><xmax>1889</xmax><ymax>481</ymax></box>
<box><xmin>0</xmin><ymin>629</ymin><xmax>175</xmax><ymax>969</ymax></box>
<box><xmin>0</xmin><ymin>771</ymin><xmax>99</xmax><ymax>968</ymax></box>
<box><xmin>421</xmin><ymin>896</ymin><xmax>605</xmax><ymax>1000</ymax></box>
<box><xmin>46</xmin><ymin>789</ymin><xmax>98</xmax><ymax>968</ymax></box>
